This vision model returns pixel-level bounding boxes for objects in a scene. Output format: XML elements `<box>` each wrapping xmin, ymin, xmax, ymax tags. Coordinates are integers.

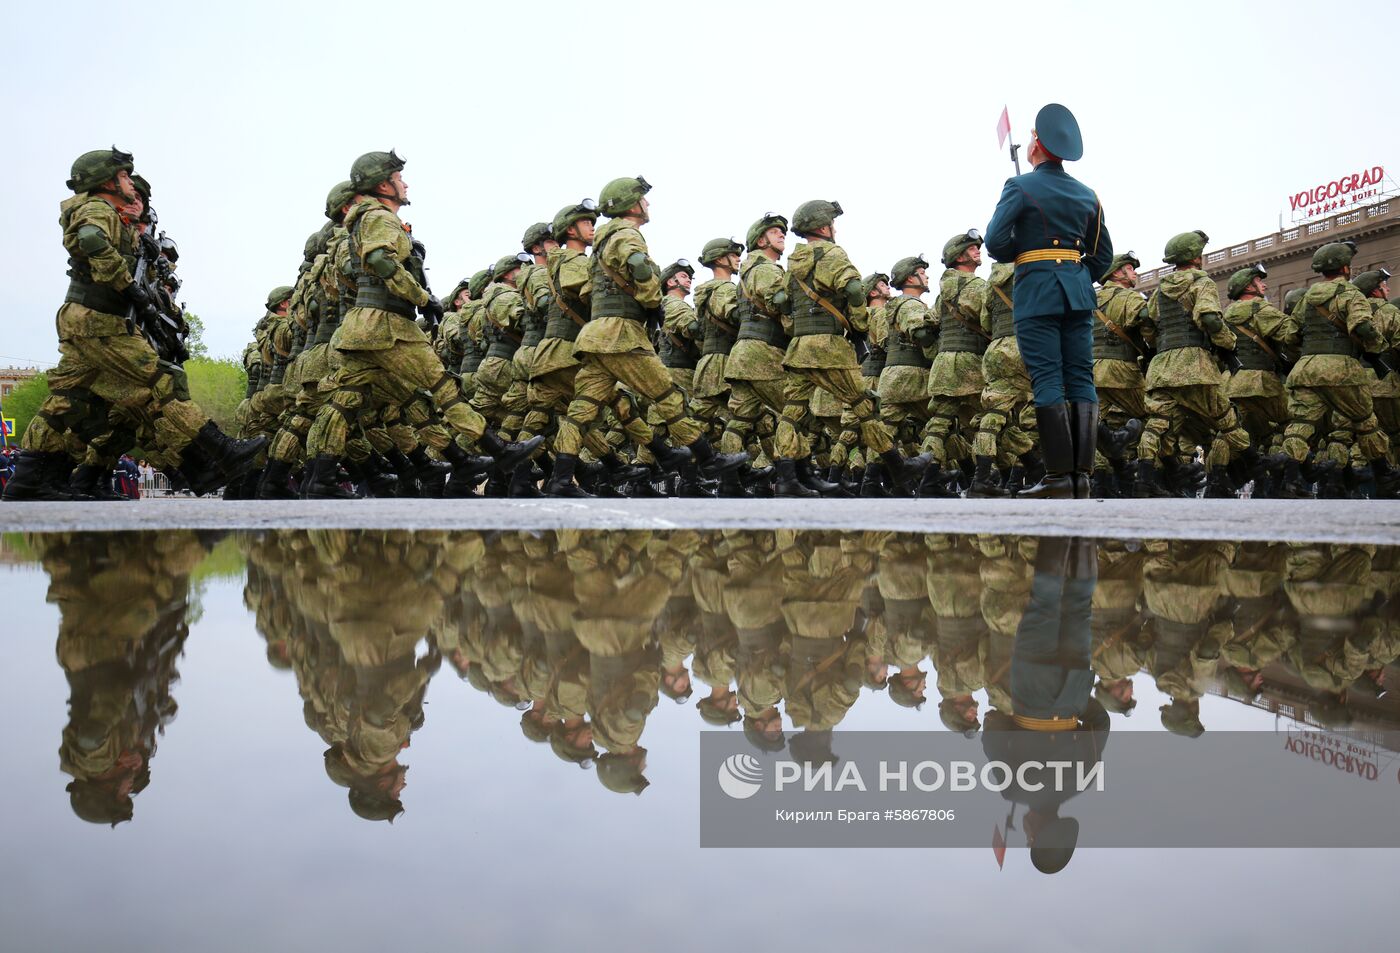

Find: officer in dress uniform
<box><xmin>985</xmin><ymin>104</ymin><xmax>1114</xmax><ymax>499</ymax></box>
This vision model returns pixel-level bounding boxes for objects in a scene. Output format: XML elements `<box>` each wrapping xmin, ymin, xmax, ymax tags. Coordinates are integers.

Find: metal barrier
<box><xmin>141</xmin><ymin>472</ymin><xmax>176</xmax><ymax>498</ymax></box>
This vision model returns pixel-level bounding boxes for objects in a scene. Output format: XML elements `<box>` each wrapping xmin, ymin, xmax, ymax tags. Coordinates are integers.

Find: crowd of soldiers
<box><xmin>5</xmin><ymin>146</ymin><xmax>1400</xmax><ymax>502</ymax></box>
<box><xmin>38</xmin><ymin>528</ymin><xmax>1400</xmax><ymax>836</ymax></box>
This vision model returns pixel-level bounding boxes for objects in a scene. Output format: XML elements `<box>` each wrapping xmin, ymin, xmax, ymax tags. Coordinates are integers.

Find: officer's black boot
<box><xmin>302</xmin><ymin>455</ymin><xmax>355</xmax><ymax>499</ymax></box>
<box><xmin>773</xmin><ymin>458</ymin><xmax>819</xmax><ymax>498</ymax></box>
<box><xmin>1276</xmin><ymin>456</ymin><xmax>1314</xmax><ymax>499</ymax></box>
<box><xmin>1204</xmin><ymin>466</ymin><xmax>1237</xmax><ymax>498</ymax></box>
<box><xmin>257</xmin><ymin>458</ymin><xmax>298</xmax><ymax>500</ymax></box>
<box><xmin>193</xmin><ymin>421</ymin><xmax>267</xmax><ymax>481</ymax></box>
<box><xmin>797</xmin><ymin>457</ymin><xmax>841</xmax><ymax>495</ymax></box>
<box><xmin>1090</xmin><ymin>467</ymin><xmax>1118</xmax><ymax>499</ymax></box>
<box><xmin>860</xmin><ymin>462</ymin><xmax>890</xmax><ymax>498</ymax></box>
<box><xmin>1018</xmin><ymin>404</ymin><xmax>1075</xmax><ymax>499</ymax></box>
<box><xmin>967</xmin><ymin>456</ymin><xmax>1007</xmax><ymax>498</ymax></box>
<box><xmin>883</xmin><ymin>450</ymin><xmax>933</xmax><ymax>493</ymax></box>
<box><xmin>69</xmin><ymin>464</ymin><xmax>126</xmax><ymax>501</ymax></box>
<box><xmin>1133</xmin><ymin>458</ymin><xmax>1174</xmax><ymax>498</ymax></box>
<box><xmin>544</xmin><ymin>453</ymin><xmax>593</xmax><ymax>498</ymax></box>
<box><xmin>1068</xmin><ymin>401</ymin><xmax>1098</xmax><ymax>500</ymax></box>
<box><xmin>4</xmin><ymin>452</ymin><xmax>84</xmax><ymax>501</ymax></box>
<box><xmin>647</xmin><ymin>436</ymin><xmax>693</xmax><ymax>473</ymax></box>
<box><xmin>689</xmin><ymin>436</ymin><xmax>748</xmax><ymax>478</ymax></box>
<box><xmin>479</xmin><ymin>431</ymin><xmax>546</xmax><ymax>475</ymax></box>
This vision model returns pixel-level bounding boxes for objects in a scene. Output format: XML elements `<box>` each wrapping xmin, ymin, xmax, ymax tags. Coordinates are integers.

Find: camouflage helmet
<box><xmin>493</xmin><ymin>252</ymin><xmax>532</xmax><ymax>282</ymax></box>
<box><xmin>699</xmin><ymin>237</ymin><xmax>744</xmax><ymax>266</ymax></box>
<box><xmin>598</xmin><ymin>175</ymin><xmax>652</xmax><ymax>217</ymax></box>
<box><xmin>468</xmin><ymin>268</ymin><xmax>493</xmax><ymax>299</ymax></box>
<box><xmin>266</xmin><ymin>286</ymin><xmax>294</xmax><ymax>311</ymax></box>
<box><xmin>1283</xmin><ymin>287</ymin><xmax>1306</xmax><ymax>313</ymax></box>
<box><xmin>349</xmin><ymin>149</ymin><xmax>406</xmax><ymax>193</ymax></box>
<box><xmin>745</xmin><ymin>212</ymin><xmax>789</xmax><ymax>251</ymax></box>
<box><xmin>302</xmin><ymin>228</ymin><xmax>324</xmax><ymax>262</ymax></box>
<box><xmin>863</xmin><ymin>272</ymin><xmax>892</xmax><ymax>299</ymax></box>
<box><xmin>595</xmin><ymin>750</ymin><xmax>649</xmax><ymax>795</ymax></box>
<box><xmin>67</xmin><ymin>146</ymin><xmax>134</xmax><ymax>193</ymax></box>
<box><xmin>1100</xmin><ymin>250</ymin><xmax>1141</xmax><ymax>283</ymax></box>
<box><xmin>791</xmin><ymin>200</ymin><xmax>843</xmax><ymax>237</ymax></box>
<box><xmin>1163</xmin><ymin>229</ymin><xmax>1210</xmax><ymax>266</ymax></box>
<box><xmin>696</xmin><ymin>695</ymin><xmax>740</xmax><ymax>726</ymax></box>
<box><xmin>1226</xmin><ymin>263</ymin><xmax>1268</xmax><ymax>300</ymax></box>
<box><xmin>941</xmin><ymin>228</ymin><xmax>984</xmax><ymax>267</ymax></box>
<box><xmin>325</xmin><ymin>180</ymin><xmax>356</xmax><ymax>222</ymax></box>
<box><xmin>1311</xmin><ymin>240</ymin><xmax>1357</xmax><ymax>273</ymax></box>
<box><xmin>1353</xmin><ymin>267</ymin><xmax>1393</xmax><ymax>296</ymax></box>
<box><xmin>446</xmin><ymin>277</ymin><xmax>473</xmax><ymax>308</ymax></box>
<box><xmin>660</xmin><ymin>259</ymin><xmax>695</xmax><ymax>290</ymax></box>
<box><xmin>891</xmin><ymin>255</ymin><xmax>931</xmax><ymax>288</ymax></box>
<box><xmin>551</xmin><ymin>199</ymin><xmax>599</xmax><ymax>242</ymax></box>
<box><xmin>130</xmin><ymin>174</ymin><xmax>151</xmax><ymax>201</ymax></box>
<box><xmin>521</xmin><ymin>221</ymin><xmax>553</xmax><ymax>252</ymax></box>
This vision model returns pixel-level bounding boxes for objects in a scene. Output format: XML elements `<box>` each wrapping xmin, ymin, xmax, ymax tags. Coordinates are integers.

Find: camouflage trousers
<box><xmin>1282</xmin><ymin>384</ymin><xmax>1388</xmax><ymax>466</ymax></box>
<box><xmin>690</xmin><ymin>391</ymin><xmax>729</xmax><ymax>445</ymax></box>
<box><xmin>720</xmin><ymin>377</ymin><xmax>784</xmax><ymax>457</ymax></box>
<box><xmin>527</xmin><ymin>365</ymin><xmax>652</xmax><ymax>461</ymax></box>
<box><xmin>268</xmin><ymin>373</ymin><xmax>377</xmax><ymax>466</ymax></box>
<box><xmin>23</xmin><ymin>317</ymin><xmax>208</xmax><ymax>457</ymax></box>
<box><xmin>1234</xmin><ymin>394</ymin><xmax>1287</xmax><ymax>456</ymax></box>
<box><xmin>1375</xmin><ymin>397</ymin><xmax>1400</xmax><ymax>461</ymax></box>
<box><xmin>1138</xmin><ymin>384</ymin><xmax>1251</xmax><ymax>468</ymax></box>
<box><xmin>555</xmin><ymin>350</ymin><xmax>696</xmax><ymax>457</ymax></box>
<box><xmin>919</xmin><ymin>393</ymin><xmax>980</xmax><ymax>466</ymax></box>
<box><xmin>1094</xmin><ymin>384</ymin><xmax>1148</xmax><ymax>468</ymax></box>
<box><xmin>649</xmin><ymin>367</ymin><xmax>696</xmax><ymax>442</ymax></box>
<box><xmin>469</xmin><ymin>356</ymin><xmax>525</xmax><ymax>433</ymax></box>
<box><xmin>776</xmin><ymin>366</ymin><xmax>891</xmax><ymax>460</ymax></box>
<box><xmin>974</xmin><ymin>338</ymin><xmax>1035</xmax><ymax>466</ymax></box>
<box><xmin>306</xmin><ymin>339</ymin><xmax>487</xmax><ymax>460</ymax></box>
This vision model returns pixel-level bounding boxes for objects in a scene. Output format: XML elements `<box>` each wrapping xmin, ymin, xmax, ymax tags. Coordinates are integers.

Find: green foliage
<box><xmin>184</xmin><ymin>357</ymin><xmax>246</xmax><ymax>432</ymax></box>
<box><xmin>3</xmin><ymin>372</ymin><xmax>49</xmax><ymax>444</ymax></box>
<box><xmin>184</xmin><ymin>312</ymin><xmax>209</xmax><ymax>358</ymax></box>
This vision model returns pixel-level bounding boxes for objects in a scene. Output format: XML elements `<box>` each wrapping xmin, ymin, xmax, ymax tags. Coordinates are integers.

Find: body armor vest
<box><xmin>937</xmin><ymin>277</ymin><xmax>988</xmax><ymax>355</ymax></box>
<box><xmin>520</xmin><ymin>310</ymin><xmax>544</xmax><ymax>349</ymax></box>
<box><xmin>484</xmin><ymin>296</ymin><xmax>521</xmax><ymax>360</ymax></box>
<box><xmin>659</xmin><ymin>323</ymin><xmax>700</xmax><ymax>369</ymax></box>
<box><xmin>543</xmin><ymin>256</ymin><xmax>587</xmax><ymax>342</ymax></box>
<box><xmin>1153</xmin><ymin>288</ymin><xmax>1209</xmax><ymax>351</ymax></box>
<box><xmin>787</xmin><ymin>248</ymin><xmax>843</xmax><ymax>337</ymax></box>
<box><xmin>883</xmin><ymin>297</ymin><xmax>932</xmax><ymax>368</ymax></box>
<box><xmin>64</xmin><ymin>204</ymin><xmax>139</xmax><ymax>315</ymax></box>
<box><xmin>460</xmin><ymin>321</ymin><xmax>486</xmax><ymax>375</ymax></box>
<box><xmin>589</xmin><ymin>231</ymin><xmax>645</xmax><ymax>321</ymax></box>
<box><xmin>1231</xmin><ymin>302</ymin><xmax>1277</xmax><ymax>371</ymax></box>
<box><xmin>1093</xmin><ymin>293</ymin><xmax>1139</xmax><ymax>362</ymax></box>
<box><xmin>699</xmin><ymin>284</ymin><xmax>739</xmax><ymax>355</ymax></box>
<box><xmin>988</xmin><ymin>282</ymin><xmax>1016</xmax><ymax>340</ymax></box>
<box><xmin>349</xmin><ymin>214</ymin><xmax>421</xmax><ymax>317</ymax></box>
<box><xmin>1300</xmin><ymin>289</ymin><xmax>1359</xmax><ymax>358</ymax></box>
<box><xmin>860</xmin><ymin>332</ymin><xmax>886</xmax><ymax>378</ymax></box>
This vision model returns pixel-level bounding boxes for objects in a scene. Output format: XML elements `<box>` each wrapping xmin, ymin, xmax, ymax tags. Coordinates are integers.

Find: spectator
<box><xmin>117</xmin><ymin>454</ymin><xmax>141</xmax><ymax>500</ymax></box>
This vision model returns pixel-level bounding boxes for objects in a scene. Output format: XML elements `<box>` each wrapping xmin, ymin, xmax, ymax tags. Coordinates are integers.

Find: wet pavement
<box><xmin>2</xmin><ymin>528</ymin><xmax>1399</xmax><ymax>951</ymax></box>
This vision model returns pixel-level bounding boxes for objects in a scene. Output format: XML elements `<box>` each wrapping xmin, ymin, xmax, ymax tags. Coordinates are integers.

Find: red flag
<box><xmin>992</xmin><ymin>824</ymin><xmax>1007</xmax><ymax>869</ymax></box>
<box><xmin>996</xmin><ymin>106</ymin><xmax>1012</xmax><ymax>149</ymax></box>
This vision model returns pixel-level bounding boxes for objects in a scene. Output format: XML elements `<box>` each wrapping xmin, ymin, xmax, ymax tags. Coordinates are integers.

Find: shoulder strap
<box><xmin>1093</xmin><ymin>306</ymin><xmax>1144</xmax><ymax>356</ymax></box>
<box><xmin>941</xmin><ymin>277</ymin><xmax>991</xmax><ymax>341</ymax></box>
<box><xmin>991</xmin><ymin>284</ymin><xmax>1013</xmax><ymax>311</ymax></box>
<box><xmin>792</xmin><ymin>272</ymin><xmax>852</xmax><ymax>332</ymax></box>
<box><xmin>545</xmin><ymin>260</ymin><xmax>587</xmax><ymax>329</ymax></box>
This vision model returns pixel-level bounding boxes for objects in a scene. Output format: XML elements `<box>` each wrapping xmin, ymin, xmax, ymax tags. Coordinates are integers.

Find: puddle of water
<box><xmin>1</xmin><ymin>530</ymin><xmax>1397</xmax><ymax>951</ymax></box>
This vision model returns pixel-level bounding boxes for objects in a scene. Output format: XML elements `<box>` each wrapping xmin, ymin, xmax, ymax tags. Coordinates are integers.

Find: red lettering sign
<box><xmin>1291</xmin><ymin>166</ymin><xmax>1390</xmax><ymax>220</ymax></box>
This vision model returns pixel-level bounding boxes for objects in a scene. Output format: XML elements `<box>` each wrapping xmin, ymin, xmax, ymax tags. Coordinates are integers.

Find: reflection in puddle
<box><xmin>8</xmin><ymin>530</ymin><xmax>1399</xmax><ymax>825</ymax></box>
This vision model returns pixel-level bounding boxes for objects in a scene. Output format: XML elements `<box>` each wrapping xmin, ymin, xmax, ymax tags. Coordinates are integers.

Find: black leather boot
<box><xmin>1090</xmin><ymin>468</ymin><xmax>1118</xmax><ymax>499</ymax></box>
<box><xmin>302</xmin><ymin>455</ymin><xmax>355</xmax><ymax>499</ymax></box>
<box><xmin>544</xmin><ymin>453</ymin><xmax>593</xmax><ymax>497</ymax></box>
<box><xmin>967</xmin><ymin>456</ymin><xmax>1007</xmax><ymax>498</ymax></box>
<box><xmin>440</xmin><ymin>443</ymin><xmax>485</xmax><ymax>498</ymax></box>
<box><xmin>1276</xmin><ymin>457</ymin><xmax>1314</xmax><ymax>499</ymax></box>
<box><xmin>882</xmin><ymin>449</ymin><xmax>933</xmax><ymax>492</ymax></box>
<box><xmin>257</xmin><ymin>458</ymin><xmax>298</xmax><ymax>500</ymax></box>
<box><xmin>3</xmin><ymin>452</ymin><xmax>82</xmax><ymax>501</ymax></box>
<box><xmin>647</xmin><ymin>436</ymin><xmax>692</xmax><ymax>473</ymax></box>
<box><xmin>1133</xmin><ymin>459</ymin><xmax>1174</xmax><ymax>498</ymax></box>
<box><xmin>409</xmin><ymin>447</ymin><xmax>450</xmax><ymax>497</ymax></box>
<box><xmin>193</xmin><ymin>421</ymin><xmax>267</xmax><ymax>480</ymax></box>
<box><xmin>860</xmin><ymin>462</ymin><xmax>890</xmax><ymax>498</ymax></box>
<box><xmin>1204</xmin><ymin>466</ymin><xmax>1237</xmax><ymax>498</ymax></box>
<box><xmin>689</xmin><ymin>436</ymin><xmax>748</xmax><ymax>478</ymax></box>
<box><xmin>479</xmin><ymin>431</ymin><xmax>546</xmax><ymax>474</ymax></box>
<box><xmin>773</xmin><ymin>458</ymin><xmax>819</xmax><ymax>497</ymax></box>
<box><xmin>1068</xmin><ymin>401</ymin><xmax>1098</xmax><ymax>500</ymax></box>
<box><xmin>70</xmin><ymin>464</ymin><xmax>126</xmax><ymax>501</ymax></box>
<box><xmin>796</xmin><ymin>458</ymin><xmax>840</xmax><ymax>495</ymax></box>
<box><xmin>509</xmin><ymin>464</ymin><xmax>545</xmax><ymax>498</ymax></box>
<box><xmin>1018</xmin><ymin>404</ymin><xmax>1074</xmax><ymax>499</ymax></box>
<box><xmin>915</xmin><ymin>462</ymin><xmax>958</xmax><ymax>498</ymax></box>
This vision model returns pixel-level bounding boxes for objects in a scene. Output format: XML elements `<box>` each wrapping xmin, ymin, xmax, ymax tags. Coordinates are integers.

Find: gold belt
<box><xmin>1012</xmin><ymin>714</ymin><xmax>1081</xmax><ymax>732</ymax></box>
<box><xmin>1015</xmin><ymin>249</ymin><xmax>1083</xmax><ymax>265</ymax></box>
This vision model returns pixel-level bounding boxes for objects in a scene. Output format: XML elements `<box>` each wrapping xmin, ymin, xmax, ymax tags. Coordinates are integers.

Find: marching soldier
<box><xmin>1093</xmin><ymin>253</ymin><xmax>1149</xmax><ymax>497</ymax></box>
<box><xmin>1223</xmin><ymin>263</ymin><xmax>1299</xmax><ymax>496</ymax></box>
<box><xmin>691</xmin><ymin>238</ymin><xmax>746</xmax><ymax>448</ymax></box>
<box><xmin>1352</xmin><ymin>269</ymin><xmax>1400</xmax><ymax>457</ymax></box>
<box><xmin>970</xmin><ymin>262</ymin><xmax>1037</xmax><ymax>496</ymax></box>
<box><xmin>985</xmin><ymin>104</ymin><xmax>1114</xmax><ymax>499</ymax></box>
<box><xmin>879</xmin><ymin>256</ymin><xmax>939</xmax><ymax>492</ymax></box>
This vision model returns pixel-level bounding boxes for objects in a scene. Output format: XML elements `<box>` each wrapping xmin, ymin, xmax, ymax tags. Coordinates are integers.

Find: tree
<box><xmin>184</xmin><ymin>357</ymin><xmax>246</xmax><ymax>432</ymax></box>
<box><xmin>2</xmin><ymin>372</ymin><xmax>48</xmax><ymax>445</ymax></box>
<box><xmin>183</xmin><ymin>311</ymin><xmax>209</xmax><ymax>358</ymax></box>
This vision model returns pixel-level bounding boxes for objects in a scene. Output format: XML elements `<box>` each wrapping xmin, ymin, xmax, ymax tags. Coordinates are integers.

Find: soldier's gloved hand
<box><xmin>843</xmin><ymin>279</ymin><xmax>865</xmax><ymax>308</ymax></box>
<box><xmin>410</xmin><ymin>238</ymin><xmax>427</xmax><ymax>262</ymax></box>
<box><xmin>125</xmin><ymin>280</ymin><xmax>153</xmax><ymax>311</ymax></box>
<box><xmin>419</xmin><ymin>294</ymin><xmax>444</xmax><ymax>325</ymax></box>
<box><xmin>911</xmin><ymin>325</ymin><xmax>936</xmax><ymax>347</ymax></box>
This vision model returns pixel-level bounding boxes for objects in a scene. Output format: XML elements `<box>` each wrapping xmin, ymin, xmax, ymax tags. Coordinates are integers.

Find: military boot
<box><xmin>383</xmin><ymin>448</ymin><xmax>421</xmax><ymax>498</ymax></box>
<box><xmin>1110</xmin><ymin>457</ymin><xmax>1135</xmax><ymax>498</ymax></box>
<box><xmin>797</xmin><ymin>458</ymin><xmax>841</xmax><ymax>495</ymax></box>
<box><xmin>192</xmin><ymin>421</ymin><xmax>267</xmax><ymax>481</ymax></box>
<box><xmin>1132</xmin><ymin>459</ymin><xmax>1174</xmax><ymax>498</ymax></box>
<box><xmin>718</xmin><ymin>471</ymin><xmax>755</xmax><ymax>497</ymax></box>
<box><xmin>967</xmin><ymin>456</ymin><xmax>1007</xmax><ymax>498</ymax></box>
<box><xmin>1002</xmin><ymin>465</ymin><xmax>1028</xmax><ymax>496</ymax></box>
<box><xmin>3</xmin><ymin>452</ymin><xmax>83</xmax><ymax>502</ymax></box>
<box><xmin>257</xmin><ymin>458</ymin><xmax>298</xmax><ymax>500</ymax></box>
<box><xmin>1371</xmin><ymin>458</ymin><xmax>1400</xmax><ymax>499</ymax></box>
<box><xmin>860</xmin><ymin>462</ymin><xmax>891</xmax><ymax>498</ymax></box>
<box><xmin>819</xmin><ymin>463</ymin><xmax>854</xmax><ymax>498</ymax></box>
<box><xmin>883</xmin><ymin>450</ymin><xmax>933</xmax><ymax>493</ymax></box>
<box><xmin>626</xmin><ymin>472</ymin><xmax>668</xmax><ymax>497</ymax></box>
<box><xmin>409</xmin><ymin>447</ymin><xmax>450</xmax><ymax>497</ymax></box>
<box><xmin>1275</xmin><ymin>457</ymin><xmax>1314</xmax><ymax>499</ymax></box>
<box><xmin>601</xmin><ymin>454</ymin><xmax>651</xmax><ymax>487</ymax></box>
<box><xmin>479</xmin><ymin>431</ymin><xmax>547</xmax><ymax>474</ymax></box>
<box><xmin>841</xmin><ymin>466</ymin><xmax>864</xmax><ymax>496</ymax></box>
<box><xmin>341</xmin><ymin>459</ymin><xmax>372</xmax><ymax>498</ymax></box>
<box><xmin>302</xmin><ymin>455</ymin><xmax>355</xmax><ymax>499</ymax></box>
<box><xmin>773</xmin><ymin>458</ymin><xmax>819</xmax><ymax>498</ymax></box>
<box><xmin>1069</xmin><ymin>401</ymin><xmax>1098</xmax><ymax>499</ymax></box>
<box><xmin>1203</xmin><ymin>466</ymin><xmax>1237</xmax><ymax>498</ymax></box>
<box><xmin>544</xmin><ymin>453</ymin><xmax>593</xmax><ymax>497</ymax></box>
<box><xmin>69</xmin><ymin>464</ymin><xmax>126</xmax><ymax>501</ymax></box>
<box><xmin>1090</xmin><ymin>468</ymin><xmax>1118</xmax><ymax>499</ymax></box>
<box><xmin>508</xmin><ymin>465</ymin><xmax>545</xmax><ymax>498</ymax></box>
<box><xmin>676</xmin><ymin>463</ymin><xmax>716</xmax><ymax>498</ymax></box>
<box><xmin>361</xmin><ymin>454</ymin><xmax>400</xmax><ymax>498</ymax></box>
<box><xmin>913</xmin><ymin>461</ymin><xmax>955</xmax><ymax>498</ymax></box>
<box><xmin>647</xmin><ymin>436</ymin><xmax>693</xmax><ymax>473</ymax></box>
<box><xmin>1019</xmin><ymin>404</ymin><xmax>1075</xmax><ymax>499</ymax></box>
<box><xmin>689</xmin><ymin>436</ymin><xmax>748</xmax><ymax>479</ymax></box>
<box><xmin>1315</xmin><ymin>460</ymin><xmax>1347</xmax><ymax>499</ymax></box>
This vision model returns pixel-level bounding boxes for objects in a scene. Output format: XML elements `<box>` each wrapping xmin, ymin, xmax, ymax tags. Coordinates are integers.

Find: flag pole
<box><xmin>1009</xmin><ymin>142</ymin><xmax>1022</xmax><ymax>176</ymax></box>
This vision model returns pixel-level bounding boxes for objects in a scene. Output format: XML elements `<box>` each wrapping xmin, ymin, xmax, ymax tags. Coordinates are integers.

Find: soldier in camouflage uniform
<box><xmin>1352</xmin><ymin>269</ymin><xmax>1400</xmax><ymax>459</ymax></box>
<box><xmin>837</xmin><ymin>273</ymin><xmax>891</xmax><ymax>495</ymax></box>
<box><xmin>6</xmin><ymin>149</ymin><xmax>265</xmax><ymax>501</ymax></box>
<box><xmin>1223</xmin><ymin>263</ymin><xmax>1299</xmax><ymax>496</ymax></box>
<box><xmin>920</xmin><ymin>231</ymin><xmax>992</xmax><ymax>497</ymax></box>
<box><xmin>302</xmin><ymin>151</ymin><xmax>541</xmax><ymax>498</ymax></box>
<box><xmin>472</xmin><ymin>251</ymin><xmax>538</xmax><ymax>496</ymax></box>
<box><xmin>457</xmin><ymin>268</ymin><xmax>493</xmax><ymax>396</ymax></box>
<box><xmin>879</xmin><ymin>256</ymin><xmax>939</xmax><ymax>494</ymax></box>
<box><xmin>1278</xmin><ymin>241</ymin><xmax>1397</xmax><ymax>499</ymax></box>
<box><xmin>543</xmin><ymin>176</ymin><xmax>747</xmax><ymax>496</ymax></box>
<box><xmin>1132</xmin><ymin>230</ymin><xmax>1252</xmax><ymax>499</ymax></box>
<box><xmin>656</xmin><ymin>260</ymin><xmax>700</xmax><ymax>393</ymax></box>
<box><xmin>1092</xmin><ymin>253</ymin><xmax>1150</xmax><ymax>497</ymax></box>
<box><xmin>228</xmin><ymin>285</ymin><xmax>294</xmax><ymax>498</ymax></box>
<box><xmin>777</xmin><ymin>200</ymin><xmax>929</xmax><ymax>495</ymax></box>
<box><xmin>506</xmin><ymin>222</ymin><xmax>559</xmax><ymax>494</ymax></box>
<box><xmin>970</xmin><ymin>262</ymin><xmax>1038</xmax><ymax>496</ymax></box>
<box><xmin>691</xmin><ymin>238</ymin><xmax>745</xmax><ymax>453</ymax></box>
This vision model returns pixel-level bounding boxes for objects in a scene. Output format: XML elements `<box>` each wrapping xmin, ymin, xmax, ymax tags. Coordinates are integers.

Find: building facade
<box><xmin>1137</xmin><ymin>200</ymin><xmax>1400</xmax><ymax>303</ymax></box>
<box><xmin>0</xmin><ymin>365</ymin><xmax>39</xmax><ymax>400</ymax></box>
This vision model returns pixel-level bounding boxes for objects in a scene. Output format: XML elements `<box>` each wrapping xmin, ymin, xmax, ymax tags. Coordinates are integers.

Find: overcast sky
<box><xmin>3</xmin><ymin>0</ymin><xmax>1397</xmax><ymax>368</ymax></box>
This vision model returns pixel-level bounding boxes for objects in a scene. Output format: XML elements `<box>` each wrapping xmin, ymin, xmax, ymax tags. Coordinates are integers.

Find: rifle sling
<box><xmin>1093</xmin><ymin>308</ymin><xmax>1144</xmax><ymax>356</ymax></box>
<box><xmin>792</xmin><ymin>273</ymin><xmax>852</xmax><ymax>332</ymax></box>
<box><xmin>544</xmin><ymin>264</ymin><xmax>588</xmax><ymax>329</ymax></box>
